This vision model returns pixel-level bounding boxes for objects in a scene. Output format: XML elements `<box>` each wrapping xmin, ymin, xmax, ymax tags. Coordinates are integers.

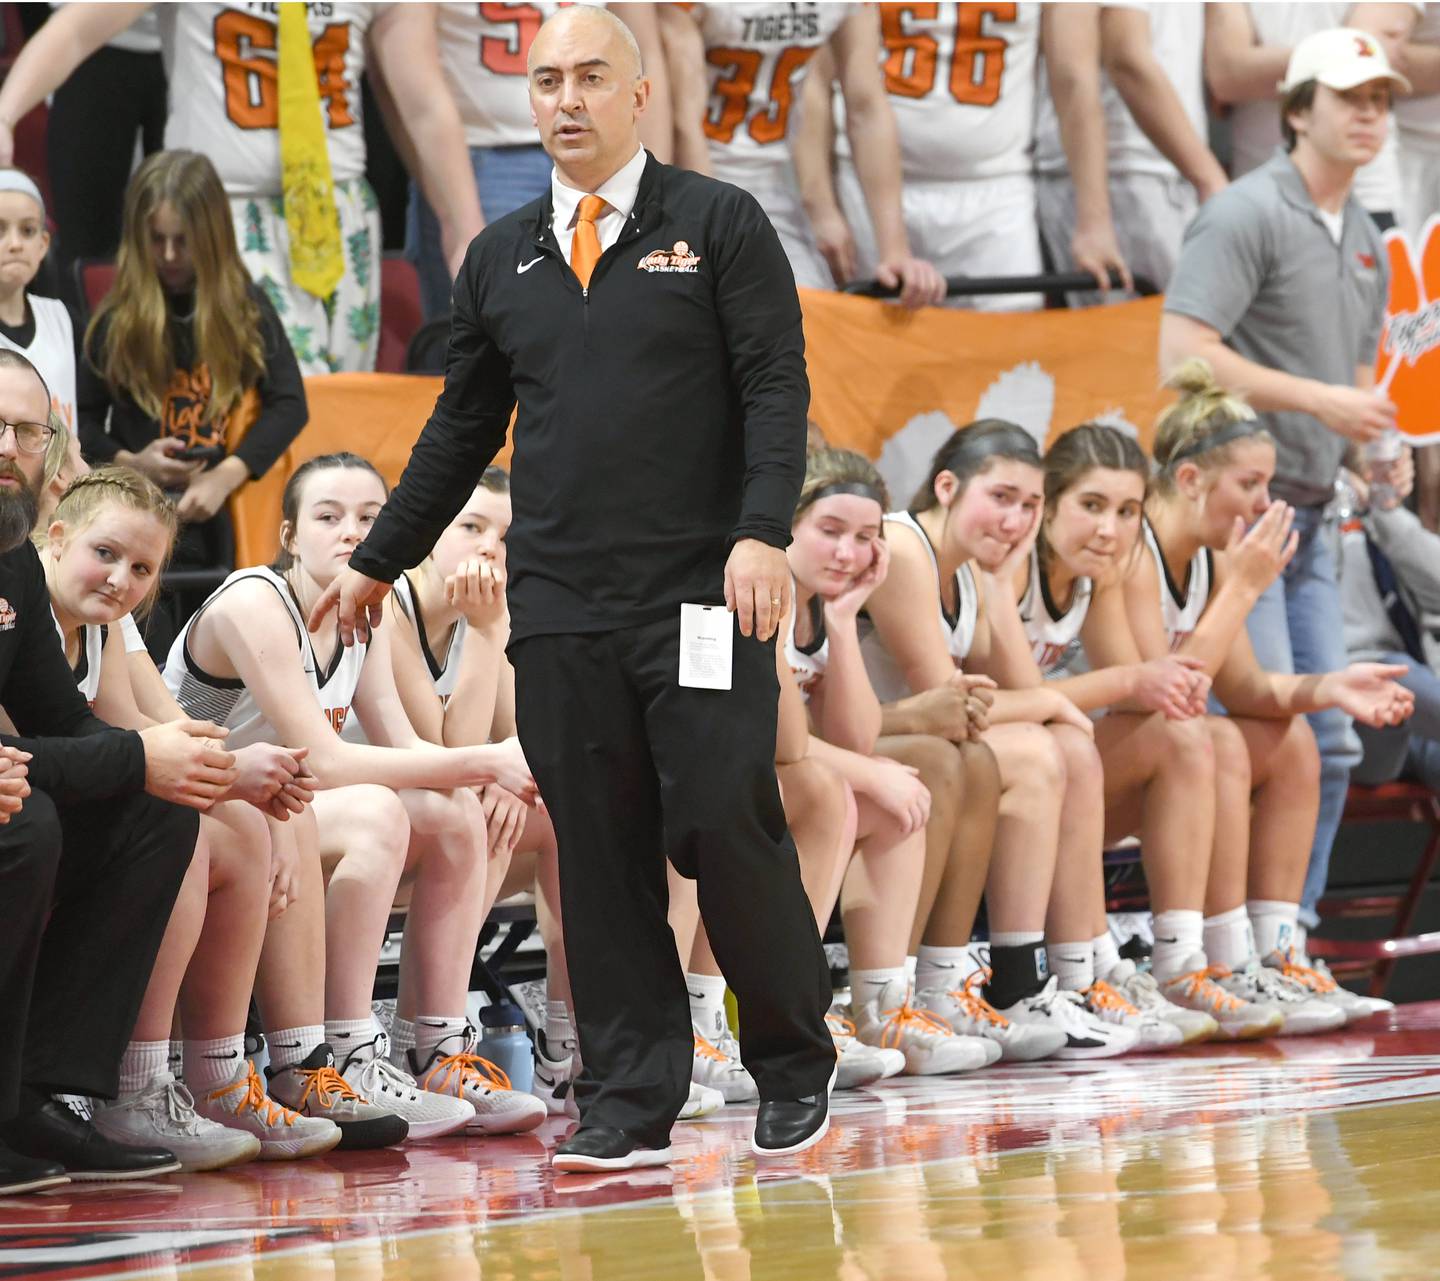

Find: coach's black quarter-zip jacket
<box><xmin>351</xmin><ymin>152</ymin><xmax>810</xmax><ymax>643</ymax></box>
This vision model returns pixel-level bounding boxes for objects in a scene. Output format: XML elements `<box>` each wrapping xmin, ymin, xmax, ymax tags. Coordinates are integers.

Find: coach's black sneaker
<box><xmin>552</xmin><ymin>1126</ymin><xmax>673</xmax><ymax>1172</ymax></box>
<box><xmin>0</xmin><ymin>1139</ymin><xmax>68</xmax><ymax>1195</ymax></box>
<box><xmin>266</xmin><ymin>1044</ymin><xmax>409</xmax><ymax>1150</ymax></box>
<box><xmin>0</xmin><ymin>1091</ymin><xmax>180</xmax><ymax>1181</ymax></box>
<box><xmin>751</xmin><ymin>1067</ymin><xmax>837</xmax><ymax>1157</ymax></box>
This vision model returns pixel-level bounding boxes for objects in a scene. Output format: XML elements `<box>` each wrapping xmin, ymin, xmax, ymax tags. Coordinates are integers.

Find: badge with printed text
<box><xmin>678</xmin><ymin>603</ymin><xmax>733</xmax><ymax>691</ymax></box>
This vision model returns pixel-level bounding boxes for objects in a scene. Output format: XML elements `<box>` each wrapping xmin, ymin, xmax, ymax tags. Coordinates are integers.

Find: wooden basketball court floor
<box><xmin>8</xmin><ymin>1004</ymin><xmax>1440</xmax><ymax>1281</ymax></box>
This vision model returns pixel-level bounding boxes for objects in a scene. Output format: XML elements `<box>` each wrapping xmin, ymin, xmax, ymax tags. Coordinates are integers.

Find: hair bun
<box><xmin>1165</xmin><ymin>357</ymin><xmax>1224</xmax><ymax>402</ymax></box>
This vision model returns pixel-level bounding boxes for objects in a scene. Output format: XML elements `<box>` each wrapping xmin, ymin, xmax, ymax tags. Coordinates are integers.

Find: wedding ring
<box><xmin>770</xmin><ymin>597</ymin><xmax>782</xmax><ymax>605</ymax></box>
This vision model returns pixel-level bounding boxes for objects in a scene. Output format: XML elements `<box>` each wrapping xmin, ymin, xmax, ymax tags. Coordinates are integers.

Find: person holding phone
<box><xmin>77</xmin><ymin>151</ymin><xmax>307</xmax><ymax>657</ymax></box>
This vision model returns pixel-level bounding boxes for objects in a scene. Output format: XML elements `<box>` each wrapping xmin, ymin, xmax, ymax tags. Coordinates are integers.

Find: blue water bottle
<box><xmin>478</xmin><ymin>1002</ymin><xmax>534</xmax><ymax>1093</ymax></box>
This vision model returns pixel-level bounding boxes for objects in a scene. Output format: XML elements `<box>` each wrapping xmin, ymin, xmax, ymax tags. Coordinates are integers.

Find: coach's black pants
<box><xmin>512</xmin><ymin>616</ymin><xmax>835</xmax><ymax>1148</ymax></box>
<box><xmin>0</xmin><ymin>787</ymin><xmax>198</xmax><ymax>1121</ymax></box>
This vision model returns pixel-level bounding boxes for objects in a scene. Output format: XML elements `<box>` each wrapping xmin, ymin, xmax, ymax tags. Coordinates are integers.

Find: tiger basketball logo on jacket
<box><xmin>637</xmin><ymin>241</ymin><xmax>702</xmax><ymax>273</ymax></box>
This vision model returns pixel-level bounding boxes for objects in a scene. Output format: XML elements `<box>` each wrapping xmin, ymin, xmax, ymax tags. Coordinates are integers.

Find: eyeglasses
<box><xmin>0</xmin><ymin>419</ymin><xmax>55</xmax><ymax>455</ymax></box>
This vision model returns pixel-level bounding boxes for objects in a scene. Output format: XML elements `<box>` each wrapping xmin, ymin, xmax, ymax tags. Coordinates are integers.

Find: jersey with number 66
<box><xmin>697</xmin><ymin>2</ymin><xmax>848</xmax><ymax>189</ymax></box>
<box><xmin>160</xmin><ymin>2</ymin><xmax>377</xmax><ymax>197</ymax></box>
<box><xmin>878</xmin><ymin>2</ymin><xmax>1039</xmax><ymax>181</ymax></box>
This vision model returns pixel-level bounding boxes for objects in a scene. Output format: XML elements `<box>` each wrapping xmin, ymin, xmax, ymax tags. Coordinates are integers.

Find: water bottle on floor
<box><xmin>479</xmin><ymin>1002</ymin><xmax>534</xmax><ymax>1093</ymax></box>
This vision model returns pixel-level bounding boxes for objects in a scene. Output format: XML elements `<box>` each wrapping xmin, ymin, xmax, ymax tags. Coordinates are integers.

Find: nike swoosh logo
<box><xmin>535</xmin><ymin>1070</ymin><xmax>556</xmax><ymax>1088</ymax></box>
<box><xmin>1153</xmin><ymin>936</ymin><xmax>1179</xmax><ymax>944</ymax></box>
<box><xmin>517</xmin><ymin>257</ymin><xmax>544</xmax><ymax>274</ymax></box>
<box><xmin>205</xmin><ymin>1050</ymin><xmax>240</xmax><ymax>1060</ymax></box>
<box><xmin>687</xmin><ymin>990</ymin><xmax>707</xmax><ymax>1001</ymax></box>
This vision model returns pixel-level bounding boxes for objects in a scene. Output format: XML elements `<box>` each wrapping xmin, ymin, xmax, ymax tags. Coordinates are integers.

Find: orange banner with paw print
<box><xmin>1377</xmin><ymin>216</ymin><xmax>1440</xmax><ymax>444</ymax></box>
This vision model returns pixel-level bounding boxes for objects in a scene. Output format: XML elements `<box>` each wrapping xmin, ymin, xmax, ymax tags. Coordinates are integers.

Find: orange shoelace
<box><xmin>947</xmin><ymin>972</ymin><xmax>1010</xmax><ymax>1029</ymax></box>
<box><xmin>879</xmin><ymin>1004</ymin><xmax>953</xmax><ymax>1048</ymax></box>
<box><xmin>1276</xmin><ymin>950</ymin><xmax>1339</xmax><ymax>994</ymax></box>
<box><xmin>208</xmin><ymin>1060</ymin><xmax>300</xmax><ymax>1128</ymax></box>
<box><xmin>693</xmin><ymin>1032</ymin><xmax>731</xmax><ymax>1063</ymax></box>
<box><xmin>825</xmin><ymin>1012</ymin><xmax>858</xmax><ymax>1044</ymax></box>
<box><xmin>420</xmin><ymin>1049</ymin><xmax>513</xmax><ymax>1096</ymax></box>
<box><xmin>1085</xmin><ymin>979</ymin><xmax>1140</xmax><ymax>1017</ymax></box>
<box><xmin>1167</xmin><ymin>965</ymin><xmax>1245</xmax><ymax>1015</ymax></box>
<box><xmin>296</xmin><ymin>1065</ymin><xmax>366</xmax><ymax>1111</ymax></box>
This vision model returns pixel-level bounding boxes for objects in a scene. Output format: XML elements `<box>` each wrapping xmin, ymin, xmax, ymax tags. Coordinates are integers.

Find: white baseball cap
<box><xmin>1281</xmin><ymin>27</ymin><xmax>1412</xmax><ymax>95</ymax></box>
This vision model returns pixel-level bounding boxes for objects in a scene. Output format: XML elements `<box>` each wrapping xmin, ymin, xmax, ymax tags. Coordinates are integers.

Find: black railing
<box><xmin>840</xmin><ymin>269</ymin><xmax>1159</xmax><ymax>301</ymax></box>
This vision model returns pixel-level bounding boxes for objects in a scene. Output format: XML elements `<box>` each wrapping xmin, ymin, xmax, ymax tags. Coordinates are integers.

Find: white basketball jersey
<box><xmin>1035</xmin><ymin>1</ymin><xmax>1204</xmax><ymax>179</ymax></box>
<box><xmin>1019</xmin><ymin>547</ymin><xmax>1090</xmax><ymax>676</ymax></box>
<box><xmin>160</xmin><ymin>4</ymin><xmax>376</xmax><ymax>197</ymax></box>
<box><xmin>0</xmin><ymin>296</ymin><xmax>76</xmax><ymax>434</ymax></box>
<box><xmin>1143</xmin><ymin>519</ymin><xmax>1212</xmax><ymax>652</ymax></box>
<box><xmin>860</xmin><ymin>511</ymin><xmax>979</xmax><ymax>704</ymax></box>
<box><xmin>1395</xmin><ymin>5</ymin><xmax>1440</xmax><ymax>151</ymax></box>
<box><xmin>783</xmin><ymin>584</ymin><xmax>828</xmax><ymax>703</ymax></box>
<box><xmin>165</xmin><ymin>566</ymin><xmax>368</xmax><ymax>747</ymax></box>
<box><xmin>54</xmin><ymin>608</ymin><xmax>105</xmax><ymax>708</ymax></box>
<box><xmin>438</xmin><ymin>2</ymin><xmax>604</xmax><ymax>150</ymax></box>
<box><xmin>698</xmin><ymin>2</ymin><xmax>848</xmax><ymax>187</ymax></box>
<box><xmin>877</xmin><ymin>2</ymin><xmax>1040</xmax><ymax>182</ymax></box>
<box><xmin>392</xmin><ymin>572</ymin><xmax>467</xmax><ymax>704</ymax></box>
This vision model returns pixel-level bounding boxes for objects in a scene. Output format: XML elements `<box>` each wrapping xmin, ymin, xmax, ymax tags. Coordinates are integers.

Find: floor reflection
<box><xmin>7</xmin><ymin>1019</ymin><xmax>1440</xmax><ymax>1280</ymax></box>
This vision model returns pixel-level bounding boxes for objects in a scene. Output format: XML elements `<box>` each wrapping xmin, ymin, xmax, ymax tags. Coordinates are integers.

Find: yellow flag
<box><xmin>278</xmin><ymin>2</ymin><xmax>343</xmax><ymax>299</ymax></box>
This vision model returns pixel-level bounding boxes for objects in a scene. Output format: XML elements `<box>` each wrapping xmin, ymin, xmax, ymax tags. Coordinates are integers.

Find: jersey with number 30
<box><xmin>160</xmin><ymin>2</ymin><xmax>377</xmax><ymax>197</ymax></box>
<box><xmin>878</xmin><ymin>2</ymin><xmax>1039</xmax><ymax>181</ymax></box>
<box><xmin>698</xmin><ymin>2</ymin><xmax>848</xmax><ymax>189</ymax></box>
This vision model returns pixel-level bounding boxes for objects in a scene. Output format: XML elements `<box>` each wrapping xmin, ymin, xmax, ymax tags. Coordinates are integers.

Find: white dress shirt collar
<box><xmin>550</xmin><ymin>147</ymin><xmax>648</xmax><ymax>262</ymax></box>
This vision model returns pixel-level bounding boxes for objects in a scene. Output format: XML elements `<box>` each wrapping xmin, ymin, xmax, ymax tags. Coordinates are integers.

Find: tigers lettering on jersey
<box><xmin>876</xmin><ymin>2</ymin><xmax>1039</xmax><ymax>180</ymax></box>
<box><xmin>326</xmin><ymin>706</ymin><xmax>349</xmax><ymax>734</ymax></box>
<box><xmin>699</xmin><ymin>2</ymin><xmax>847</xmax><ymax>170</ymax></box>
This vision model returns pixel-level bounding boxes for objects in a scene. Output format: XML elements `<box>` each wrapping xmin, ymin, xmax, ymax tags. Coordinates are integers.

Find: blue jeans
<box><xmin>406</xmin><ymin>144</ymin><xmax>555</xmax><ymax>320</ymax></box>
<box><xmin>1352</xmin><ymin>652</ymin><xmax>1440</xmax><ymax>795</ymax></box>
<box><xmin>1244</xmin><ymin>505</ymin><xmax>1363</xmax><ymax>929</ymax></box>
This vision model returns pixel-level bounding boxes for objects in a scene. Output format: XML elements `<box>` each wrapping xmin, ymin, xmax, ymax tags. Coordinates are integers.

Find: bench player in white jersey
<box><xmin>1037</xmin><ymin>2</ymin><xmax>1228</xmax><ymax>301</ymax></box>
<box><xmin>0</xmin><ymin>2</ymin><xmax>482</xmax><ymax>375</ymax></box>
<box><xmin>661</xmin><ymin>3</ymin><xmax>942</xmax><ymax>306</ymax></box>
<box><xmin>167</xmin><ymin>452</ymin><xmax>548</xmax><ymax>1141</ymax></box>
<box><xmin>1122</xmin><ymin>361</ymin><xmax>1411</xmax><ymax>1030</ymax></box>
<box><xmin>1011</xmin><ymin>423</ymin><xmax>1276</xmax><ymax>1042</ymax></box>
<box><xmin>861</xmin><ymin>422</ymin><xmax>1150</xmax><ymax>1058</ymax></box>
<box><xmin>407</xmin><ymin>2</ymin><xmax>671</xmax><ymax>319</ymax></box>
<box><xmin>1208</xmin><ymin>2</ymin><xmax>1421</xmax><ymax>229</ymax></box>
<box><xmin>28</xmin><ymin>465</ymin><xmax>352</xmax><ymax>1168</ymax></box>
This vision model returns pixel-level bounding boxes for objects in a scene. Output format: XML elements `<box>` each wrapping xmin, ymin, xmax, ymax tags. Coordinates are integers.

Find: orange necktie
<box><xmin>572</xmin><ymin>194</ymin><xmax>606</xmax><ymax>288</ymax></box>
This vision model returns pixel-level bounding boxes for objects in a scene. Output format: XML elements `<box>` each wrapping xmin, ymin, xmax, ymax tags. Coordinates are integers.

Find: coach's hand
<box><xmin>726</xmin><ymin>539</ymin><xmax>790</xmax><ymax>642</ymax></box>
<box><xmin>310</xmin><ymin>566</ymin><xmax>390</xmax><ymax>646</ymax></box>
<box><xmin>140</xmin><ymin>719</ymin><xmax>237</xmax><ymax>812</ymax></box>
<box><xmin>0</xmin><ymin>746</ymin><xmax>30</xmax><ymax>823</ymax></box>
<box><xmin>1311</xmin><ymin>383</ymin><xmax>1397</xmax><ymax>445</ymax></box>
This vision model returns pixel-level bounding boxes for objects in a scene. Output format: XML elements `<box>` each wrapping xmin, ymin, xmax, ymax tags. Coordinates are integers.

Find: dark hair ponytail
<box><xmin>273</xmin><ymin>452</ymin><xmax>388</xmax><ymax>572</ymax></box>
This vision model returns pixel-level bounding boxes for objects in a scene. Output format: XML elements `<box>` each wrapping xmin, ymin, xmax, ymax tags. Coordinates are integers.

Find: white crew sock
<box><xmin>544</xmin><ymin>999</ymin><xmax>574</xmax><ymax>1051</ymax></box>
<box><xmin>1204</xmin><ymin>906</ymin><xmax>1255</xmax><ymax>972</ymax></box>
<box><xmin>117</xmin><ymin>1040</ymin><xmax>170</xmax><ymax>1097</ymax></box>
<box><xmin>914</xmin><ymin>945</ymin><xmax>975</xmax><ymax>995</ymax></box>
<box><xmin>1247</xmin><ymin>899</ymin><xmax>1300</xmax><ymax>959</ymax></box>
<box><xmin>412</xmin><ymin>1015</ymin><xmax>469</xmax><ymax>1065</ymax></box>
<box><xmin>686</xmin><ymin>971</ymin><xmax>729</xmax><ymax>1042</ymax></box>
<box><xmin>326</xmin><ymin>1017</ymin><xmax>383</xmax><ymax>1065</ymax></box>
<box><xmin>389</xmin><ymin>1015</ymin><xmax>417</xmax><ymax>1066</ymax></box>
<box><xmin>1293</xmin><ymin>922</ymin><xmax>1309</xmax><ymax>961</ymax></box>
<box><xmin>1150</xmin><ymin>910</ymin><xmax>1205</xmax><ymax>982</ymax></box>
<box><xmin>850</xmin><ymin>966</ymin><xmax>908</xmax><ymax>1011</ymax></box>
<box><xmin>266</xmin><ymin>1024</ymin><xmax>324</xmax><ymax>1073</ymax></box>
<box><xmin>1092</xmin><ymin>931</ymin><xmax>1123</xmax><ymax>982</ymax></box>
<box><xmin>184</xmin><ymin>1035</ymin><xmax>246</xmax><ymax>1091</ymax></box>
<box><xmin>1047</xmin><ymin>942</ymin><xmax>1095</xmax><ymax>992</ymax></box>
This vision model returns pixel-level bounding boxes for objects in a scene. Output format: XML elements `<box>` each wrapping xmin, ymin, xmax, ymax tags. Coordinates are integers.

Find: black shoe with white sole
<box><xmin>551</xmin><ymin>1125</ymin><xmax>673</xmax><ymax>1172</ymax></box>
<box><xmin>751</xmin><ymin>1068</ymin><xmax>836</xmax><ymax>1157</ymax></box>
<box><xmin>0</xmin><ymin>1092</ymin><xmax>180</xmax><ymax>1181</ymax></box>
<box><xmin>0</xmin><ymin>1140</ymin><xmax>68</xmax><ymax>1195</ymax></box>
